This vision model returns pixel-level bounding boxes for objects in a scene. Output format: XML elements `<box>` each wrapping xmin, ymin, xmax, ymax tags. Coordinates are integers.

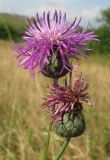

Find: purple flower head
<box><xmin>43</xmin><ymin>74</ymin><xmax>92</xmax><ymax>123</ymax></box>
<box><xmin>16</xmin><ymin>10</ymin><xmax>97</xmax><ymax>77</ymax></box>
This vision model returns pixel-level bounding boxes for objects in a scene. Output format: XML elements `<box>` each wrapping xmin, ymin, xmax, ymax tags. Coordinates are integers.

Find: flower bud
<box><xmin>55</xmin><ymin>104</ymin><xmax>86</xmax><ymax>138</ymax></box>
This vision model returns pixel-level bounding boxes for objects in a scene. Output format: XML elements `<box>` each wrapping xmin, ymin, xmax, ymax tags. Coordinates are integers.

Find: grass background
<box><xmin>0</xmin><ymin>39</ymin><xmax>110</xmax><ymax>160</ymax></box>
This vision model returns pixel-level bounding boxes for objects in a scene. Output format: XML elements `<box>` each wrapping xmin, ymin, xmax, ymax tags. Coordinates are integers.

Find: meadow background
<box><xmin>0</xmin><ymin>4</ymin><xmax>110</xmax><ymax>160</ymax></box>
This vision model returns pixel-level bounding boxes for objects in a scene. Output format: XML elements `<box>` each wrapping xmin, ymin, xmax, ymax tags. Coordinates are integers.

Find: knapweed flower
<box><xmin>43</xmin><ymin>74</ymin><xmax>91</xmax><ymax>123</ymax></box>
<box><xmin>43</xmin><ymin>74</ymin><xmax>91</xmax><ymax>137</ymax></box>
<box><xmin>16</xmin><ymin>10</ymin><xmax>97</xmax><ymax>77</ymax></box>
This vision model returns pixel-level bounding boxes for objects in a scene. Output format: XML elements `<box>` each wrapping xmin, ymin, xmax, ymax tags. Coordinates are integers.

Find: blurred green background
<box><xmin>1</xmin><ymin>8</ymin><xmax>110</xmax><ymax>54</ymax></box>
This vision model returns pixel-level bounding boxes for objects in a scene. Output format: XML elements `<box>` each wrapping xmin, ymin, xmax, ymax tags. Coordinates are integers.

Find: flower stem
<box><xmin>43</xmin><ymin>122</ymin><xmax>53</xmax><ymax>160</ymax></box>
<box><xmin>55</xmin><ymin>138</ymin><xmax>70</xmax><ymax>160</ymax></box>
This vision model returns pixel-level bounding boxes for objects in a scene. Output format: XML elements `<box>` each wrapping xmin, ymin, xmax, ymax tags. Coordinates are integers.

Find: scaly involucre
<box><xmin>16</xmin><ymin>10</ymin><xmax>97</xmax><ymax>77</ymax></box>
<box><xmin>43</xmin><ymin>74</ymin><xmax>92</xmax><ymax>122</ymax></box>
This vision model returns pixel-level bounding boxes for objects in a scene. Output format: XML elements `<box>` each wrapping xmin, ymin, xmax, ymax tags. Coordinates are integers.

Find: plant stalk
<box><xmin>43</xmin><ymin>122</ymin><xmax>53</xmax><ymax>160</ymax></box>
<box><xmin>55</xmin><ymin>138</ymin><xmax>70</xmax><ymax>160</ymax></box>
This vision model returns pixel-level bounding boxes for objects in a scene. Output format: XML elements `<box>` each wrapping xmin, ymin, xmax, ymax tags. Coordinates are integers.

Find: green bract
<box><xmin>55</xmin><ymin>109</ymin><xmax>85</xmax><ymax>138</ymax></box>
<box><xmin>42</xmin><ymin>52</ymin><xmax>69</xmax><ymax>78</ymax></box>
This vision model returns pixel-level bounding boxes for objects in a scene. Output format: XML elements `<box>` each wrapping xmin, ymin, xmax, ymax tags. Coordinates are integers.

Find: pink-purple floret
<box><xmin>43</xmin><ymin>75</ymin><xmax>92</xmax><ymax>123</ymax></box>
<box><xmin>16</xmin><ymin>10</ymin><xmax>97</xmax><ymax>77</ymax></box>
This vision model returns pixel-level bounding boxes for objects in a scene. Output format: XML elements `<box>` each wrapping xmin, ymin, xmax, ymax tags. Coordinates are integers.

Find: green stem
<box><xmin>56</xmin><ymin>138</ymin><xmax>70</xmax><ymax>160</ymax></box>
<box><xmin>43</xmin><ymin>78</ymin><xmax>58</xmax><ymax>160</ymax></box>
<box><xmin>43</xmin><ymin>122</ymin><xmax>53</xmax><ymax>160</ymax></box>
